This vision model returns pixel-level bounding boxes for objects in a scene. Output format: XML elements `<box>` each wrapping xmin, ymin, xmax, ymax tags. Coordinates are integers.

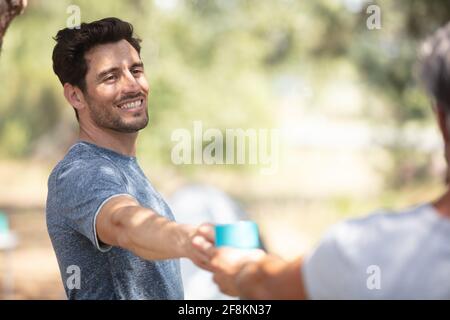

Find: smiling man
<box><xmin>46</xmin><ymin>17</ymin><xmax>213</xmax><ymax>300</ymax></box>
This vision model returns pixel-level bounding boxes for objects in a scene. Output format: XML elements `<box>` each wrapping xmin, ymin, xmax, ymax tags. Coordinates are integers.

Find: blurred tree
<box><xmin>349</xmin><ymin>0</ymin><xmax>450</xmax><ymax>187</ymax></box>
<box><xmin>1</xmin><ymin>0</ymin><xmax>450</xmax><ymax>184</ymax></box>
<box><xmin>287</xmin><ymin>0</ymin><xmax>450</xmax><ymax>187</ymax></box>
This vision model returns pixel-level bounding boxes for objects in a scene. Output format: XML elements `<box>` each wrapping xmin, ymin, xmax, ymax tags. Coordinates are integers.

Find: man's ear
<box><xmin>63</xmin><ymin>83</ymin><xmax>86</xmax><ymax>113</ymax></box>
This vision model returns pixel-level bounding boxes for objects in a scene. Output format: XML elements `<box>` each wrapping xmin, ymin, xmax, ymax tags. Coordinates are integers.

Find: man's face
<box><xmin>82</xmin><ymin>39</ymin><xmax>149</xmax><ymax>133</ymax></box>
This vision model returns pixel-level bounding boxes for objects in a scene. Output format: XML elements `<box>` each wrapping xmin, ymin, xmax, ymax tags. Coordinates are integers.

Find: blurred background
<box><xmin>1</xmin><ymin>0</ymin><xmax>450</xmax><ymax>299</ymax></box>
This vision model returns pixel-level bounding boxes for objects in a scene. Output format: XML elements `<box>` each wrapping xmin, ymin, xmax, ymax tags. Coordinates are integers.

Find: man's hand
<box><xmin>211</xmin><ymin>248</ymin><xmax>307</xmax><ymax>299</ymax></box>
<box><xmin>182</xmin><ymin>223</ymin><xmax>216</xmax><ymax>271</ymax></box>
<box><xmin>210</xmin><ymin>248</ymin><xmax>266</xmax><ymax>296</ymax></box>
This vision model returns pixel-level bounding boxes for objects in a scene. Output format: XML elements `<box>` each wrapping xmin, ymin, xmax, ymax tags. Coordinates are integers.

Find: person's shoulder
<box><xmin>48</xmin><ymin>142</ymin><xmax>120</xmax><ymax>184</ymax></box>
<box><xmin>328</xmin><ymin>203</ymin><xmax>431</xmax><ymax>248</ymax></box>
<box><xmin>341</xmin><ymin>203</ymin><xmax>430</xmax><ymax>230</ymax></box>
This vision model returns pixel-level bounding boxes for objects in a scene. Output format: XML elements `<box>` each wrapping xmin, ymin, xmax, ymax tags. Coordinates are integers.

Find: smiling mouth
<box><xmin>117</xmin><ymin>98</ymin><xmax>144</xmax><ymax>110</ymax></box>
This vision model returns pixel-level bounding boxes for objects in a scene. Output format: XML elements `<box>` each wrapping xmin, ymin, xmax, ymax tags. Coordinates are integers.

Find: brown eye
<box><xmin>104</xmin><ymin>75</ymin><xmax>117</xmax><ymax>82</ymax></box>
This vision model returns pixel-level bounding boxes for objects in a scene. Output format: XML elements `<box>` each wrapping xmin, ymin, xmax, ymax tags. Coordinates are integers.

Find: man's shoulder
<box><xmin>48</xmin><ymin>142</ymin><xmax>120</xmax><ymax>185</ymax></box>
<box><xmin>342</xmin><ymin>203</ymin><xmax>430</xmax><ymax>230</ymax></box>
<box><xmin>324</xmin><ymin>203</ymin><xmax>431</xmax><ymax>248</ymax></box>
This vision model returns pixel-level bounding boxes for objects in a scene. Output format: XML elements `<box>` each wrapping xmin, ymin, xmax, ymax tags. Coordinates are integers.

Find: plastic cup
<box><xmin>214</xmin><ymin>221</ymin><xmax>261</xmax><ymax>249</ymax></box>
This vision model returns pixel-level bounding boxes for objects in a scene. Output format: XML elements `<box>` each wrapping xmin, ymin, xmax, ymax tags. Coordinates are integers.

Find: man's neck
<box><xmin>79</xmin><ymin>124</ymin><xmax>138</xmax><ymax>157</ymax></box>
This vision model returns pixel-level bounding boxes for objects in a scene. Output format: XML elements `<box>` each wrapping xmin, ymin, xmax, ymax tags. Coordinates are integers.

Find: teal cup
<box><xmin>215</xmin><ymin>221</ymin><xmax>261</xmax><ymax>249</ymax></box>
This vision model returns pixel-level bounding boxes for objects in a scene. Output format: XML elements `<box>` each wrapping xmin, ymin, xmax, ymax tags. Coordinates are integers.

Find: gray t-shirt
<box><xmin>303</xmin><ymin>203</ymin><xmax>450</xmax><ymax>299</ymax></box>
<box><xmin>46</xmin><ymin>141</ymin><xmax>184</xmax><ymax>300</ymax></box>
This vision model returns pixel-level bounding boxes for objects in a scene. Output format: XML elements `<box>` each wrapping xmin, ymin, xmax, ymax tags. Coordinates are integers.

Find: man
<box><xmin>46</xmin><ymin>17</ymin><xmax>213</xmax><ymax>300</ymax></box>
<box><xmin>209</xmin><ymin>22</ymin><xmax>450</xmax><ymax>299</ymax></box>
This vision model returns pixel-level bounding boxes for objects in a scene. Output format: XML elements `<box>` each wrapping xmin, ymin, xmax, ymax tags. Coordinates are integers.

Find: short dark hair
<box><xmin>52</xmin><ymin>17</ymin><xmax>142</xmax><ymax>119</ymax></box>
<box><xmin>419</xmin><ymin>21</ymin><xmax>450</xmax><ymax>111</ymax></box>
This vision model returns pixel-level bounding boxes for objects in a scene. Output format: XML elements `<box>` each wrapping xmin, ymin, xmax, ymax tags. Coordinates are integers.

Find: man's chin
<box><xmin>116</xmin><ymin>118</ymin><xmax>149</xmax><ymax>133</ymax></box>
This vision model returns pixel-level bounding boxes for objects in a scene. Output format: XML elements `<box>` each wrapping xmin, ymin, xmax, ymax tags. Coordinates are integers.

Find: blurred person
<box><xmin>169</xmin><ymin>184</ymin><xmax>248</xmax><ymax>300</ymax></box>
<box><xmin>46</xmin><ymin>17</ymin><xmax>214</xmax><ymax>300</ymax></box>
<box><xmin>208</xmin><ymin>22</ymin><xmax>450</xmax><ymax>300</ymax></box>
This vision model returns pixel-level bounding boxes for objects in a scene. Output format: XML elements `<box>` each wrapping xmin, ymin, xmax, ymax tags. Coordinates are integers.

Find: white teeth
<box><xmin>119</xmin><ymin>100</ymin><xmax>142</xmax><ymax>109</ymax></box>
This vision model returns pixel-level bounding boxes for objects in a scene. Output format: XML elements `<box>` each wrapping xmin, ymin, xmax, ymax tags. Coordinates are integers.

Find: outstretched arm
<box><xmin>211</xmin><ymin>248</ymin><xmax>308</xmax><ymax>299</ymax></box>
<box><xmin>97</xmin><ymin>195</ymin><xmax>215</xmax><ymax>270</ymax></box>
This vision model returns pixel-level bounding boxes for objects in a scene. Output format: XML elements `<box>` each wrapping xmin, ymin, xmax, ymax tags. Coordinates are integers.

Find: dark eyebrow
<box><xmin>96</xmin><ymin>62</ymin><xmax>144</xmax><ymax>81</ymax></box>
<box><xmin>97</xmin><ymin>67</ymin><xmax>120</xmax><ymax>81</ymax></box>
<box><xmin>130</xmin><ymin>62</ymin><xmax>144</xmax><ymax>70</ymax></box>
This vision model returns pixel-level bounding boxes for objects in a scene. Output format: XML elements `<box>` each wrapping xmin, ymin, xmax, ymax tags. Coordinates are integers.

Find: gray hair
<box><xmin>419</xmin><ymin>21</ymin><xmax>450</xmax><ymax>110</ymax></box>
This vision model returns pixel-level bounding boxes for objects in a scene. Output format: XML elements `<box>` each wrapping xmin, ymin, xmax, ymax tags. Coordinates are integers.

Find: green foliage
<box><xmin>1</xmin><ymin>0</ymin><xmax>450</xmax><ymax>182</ymax></box>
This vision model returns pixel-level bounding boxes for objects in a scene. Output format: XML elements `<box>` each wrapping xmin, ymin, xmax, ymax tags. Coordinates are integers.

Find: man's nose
<box><xmin>121</xmin><ymin>70</ymin><xmax>141</xmax><ymax>93</ymax></box>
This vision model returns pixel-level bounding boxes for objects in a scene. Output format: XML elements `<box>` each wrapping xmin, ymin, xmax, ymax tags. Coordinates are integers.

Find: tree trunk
<box><xmin>0</xmin><ymin>0</ymin><xmax>27</xmax><ymax>51</ymax></box>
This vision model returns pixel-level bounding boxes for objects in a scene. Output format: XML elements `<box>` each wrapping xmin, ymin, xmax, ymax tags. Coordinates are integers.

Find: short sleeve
<box><xmin>302</xmin><ymin>223</ymin><xmax>358</xmax><ymax>299</ymax></box>
<box><xmin>51</xmin><ymin>159</ymin><xmax>131</xmax><ymax>252</ymax></box>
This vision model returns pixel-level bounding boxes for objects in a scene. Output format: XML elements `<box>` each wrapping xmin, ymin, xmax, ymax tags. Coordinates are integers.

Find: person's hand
<box><xmin>183</xmin><ymin>223</ymin><xmax>216</xmax><ymax>271</ymax></box>
<box><xmin>210</xmin><ymin>247</ymin><xmax>266</xmax><ymax>296</ymax></box>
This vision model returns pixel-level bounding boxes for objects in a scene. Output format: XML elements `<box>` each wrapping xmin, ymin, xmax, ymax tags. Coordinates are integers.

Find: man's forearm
<box><xmin>112</xmin><ymin>205</ymin><xmax>192</xmax><ymax>260</ymax></box>
<box><xmin>235</xmin><ymin>256</ymin><xmax>307</xmax><ymax>299</ymax></box>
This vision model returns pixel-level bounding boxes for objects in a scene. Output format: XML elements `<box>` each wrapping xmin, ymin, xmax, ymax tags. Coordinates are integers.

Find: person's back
<box><xmin>303</xmin><ymin>203</ymin><xmax>450</xmax><ymax>299</ymax></box>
